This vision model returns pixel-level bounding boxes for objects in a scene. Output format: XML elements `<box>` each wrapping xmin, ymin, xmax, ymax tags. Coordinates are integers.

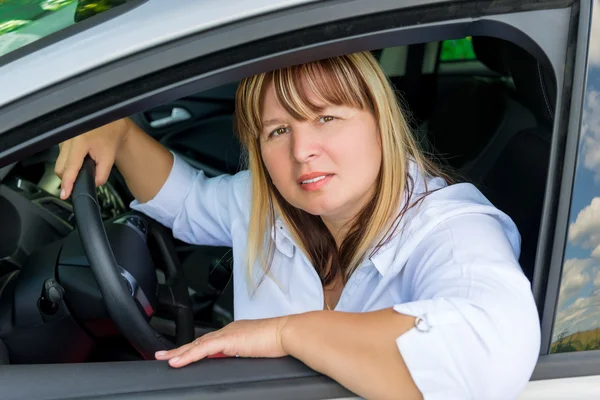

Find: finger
<box><xmin>155</xmin><ymin>332</ymin><xmax>219</xmax><ymax>360</ymax></box>
<box><xmin>155</xmin><ymin>330</ymin><xmax>226</xmax><ymax>361</ymax></box>
<box><xmin>59</xmin><ymin>142</ymin><xmax>89</xmax><ymax>200</ymax></box>
<box><xmin>93</xmin><ymin>152</ymin><xmax>115</xmax><ymax>188</ymax></box>
<box><xmin>155</xmin><ymin>341</ymin><xmax>196</xmax><ymax>360</ymax></box>
<box><xmin>168</xmin><ymin>336</ymin><xmax>226</xmax><ymax>368</ymax></box>
<box><xmin>54</xmin><ymin>141</ymin><xmax>71</xmax><ymax>178</ymax></box>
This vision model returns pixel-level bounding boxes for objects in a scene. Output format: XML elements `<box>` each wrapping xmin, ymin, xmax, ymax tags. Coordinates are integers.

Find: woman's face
<box><xmin>259</xmin><ymin>81</ymin><xmax>382</xmax><ymax>226</ymax></box>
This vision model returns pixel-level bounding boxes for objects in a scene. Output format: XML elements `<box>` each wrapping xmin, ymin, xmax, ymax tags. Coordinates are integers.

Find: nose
<box><xmin>291</xmin><ymin>125</ymin><xmax>321</xmax><ymax>163</ymax></box>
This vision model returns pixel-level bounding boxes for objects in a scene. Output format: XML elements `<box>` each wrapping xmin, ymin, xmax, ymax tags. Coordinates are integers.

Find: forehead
<box><xmin>262</xmin><ymin>77</ymin><xmax>323</xmax><ymax>111</ymax></box>
<box><xmin>259</xmin><ymin>74</ymin><xmax>336</xmax><ymax>123</ymax></box>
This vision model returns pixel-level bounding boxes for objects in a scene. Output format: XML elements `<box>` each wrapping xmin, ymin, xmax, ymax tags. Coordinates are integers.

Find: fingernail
<box><xmin>155</xmin><ymin>351</ymin><xmax>166</xmax><ymax>357</ymax></box>
<box><xmin>60</xmin><ymin>189</ymin><xmax>65</xmax><ymax>199</ymax></box>
<box><xmin>170</xmin><ymin>357</ymin><xmax>180</xmax><ymax>364</ymax></box>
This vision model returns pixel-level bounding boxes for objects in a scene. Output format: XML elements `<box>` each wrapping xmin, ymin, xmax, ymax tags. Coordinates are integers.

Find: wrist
<box><xmin>278</xmin><ymin>314</ymin><xmax>292</xmax><ymax>356</ymax></box>
<box><xmin>279</xmin><ymin>311</ymin><xmax>322</xmax><ymax>356</ymax></box>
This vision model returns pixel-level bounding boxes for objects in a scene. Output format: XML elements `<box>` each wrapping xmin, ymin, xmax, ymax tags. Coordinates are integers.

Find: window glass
<box><xmin>0</xmin><ymin>0</ymin><xmax>129</xmax><ymax>59</ymax></box>
<box><xmin>550</xmin><ymin>5</ymin><xmax>600</xmax><ymax>353</ymax></box>
<box><xmin>378</xmin><ymin>46</ymin><xmax>408</xmax><ymax>77</ymax></box>
<box><xmin>439</xmin><ymin>37</ymin><xmax>476</xmax><ymax>62</ymax></box>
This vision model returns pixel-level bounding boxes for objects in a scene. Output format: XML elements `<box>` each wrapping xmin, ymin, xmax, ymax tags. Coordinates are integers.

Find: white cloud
<box><xmin>568</xmin><ymin>197</ymin><xmax>600</xmax><ymax>258</ymax></box>
<box><xmin>553</xmin><ymin>288</ymin><xmax>600</xmax><ymax>342</ymax></box>
<box><xmin>557</xmin><ymin>258</ymin><xmax>594</xmax><ymax>310</ymax></box>
<box><xmin>581</xmin><ymin>90</ymin><xmax>600</xmax><ymax>181</ymax></box>
<box><xmin>553</xmin><ymin>257</ymin><xmax>600</xmax><ymax>342</ymax></box>
<box><xmin>595</xmin><ymin>268</ymin><xmax>600</xmax><ymax>287</ymax></box>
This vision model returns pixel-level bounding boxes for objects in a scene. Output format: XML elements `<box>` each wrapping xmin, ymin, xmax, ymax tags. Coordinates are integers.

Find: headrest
<box><xmin>506</xmin><ymin>43</ymin><xmax>556</xmax><ymax>127</ymax></box>
<box><xmin>427</xmin><ymin>80</ymin><xmax>506</xmax><ymax>168</ymax></box>
<box><xmin>472</xmin><ymin>36</ymin><xmax>511</xmax><ymax>76</ymax></box>
<box><xmin>473</xmin><ymin>35</ymin><xmax>556</xmax><ymax>127</ymax></box>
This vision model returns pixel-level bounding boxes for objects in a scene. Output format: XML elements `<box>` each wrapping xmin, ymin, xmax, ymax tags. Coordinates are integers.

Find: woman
<box><xmin>55</xmin><ymin>51</ymin><xmax>540</xmax><ymax>399</ymax></box>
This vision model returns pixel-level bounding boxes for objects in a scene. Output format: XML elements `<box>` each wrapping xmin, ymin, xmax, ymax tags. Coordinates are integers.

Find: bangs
<box><xmin>271</xmin><ymin>56</ymin><xmax>372</xmax><ymax>122</ymax></box>
<box><xmin>269</xmin><ymin>56</ymin><xmax>373</xmax><ymax>127</ymax></box>
<box><xmin>235</xmin><ymin>53</ymin><xmax>376</xmax><ymax>142</ymax></box>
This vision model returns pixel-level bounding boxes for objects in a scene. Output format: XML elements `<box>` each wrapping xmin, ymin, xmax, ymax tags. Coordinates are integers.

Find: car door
<box><xmin>519</xmin><ymin>0</ymin><xmax>600</xmax><ymax>398</ymax></box>
<box><xmin>0</xmin><ymin>0</ymin><xmax>593</xmax><ymax>399</ymax></box>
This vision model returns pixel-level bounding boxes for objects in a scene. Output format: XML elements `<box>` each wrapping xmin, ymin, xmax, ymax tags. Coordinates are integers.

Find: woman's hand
<box><xmin>54</xmin><ymin>118</ymin><xmax>133</xmax><ymax>200</ymax></box>
<box><xmin>155</xmin><ymin>316</ymin><xmax>290</xmax><ymax>367</ymax></box>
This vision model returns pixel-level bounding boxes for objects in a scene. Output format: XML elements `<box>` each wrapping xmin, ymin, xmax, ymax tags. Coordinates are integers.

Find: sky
<box><xmin>551</xmin><ymin>0</ymin><xmax>600</xmax><ymax>343</ymax></box>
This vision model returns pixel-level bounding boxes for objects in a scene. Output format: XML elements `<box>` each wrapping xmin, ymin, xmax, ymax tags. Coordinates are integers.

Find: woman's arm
<box><xmin>56</xmin><ymin>118</ymin><xmax>174</xmax><ymax>203</ymax></box>
<box><xmin>114</xmin><ymin>119</ymin><xmax>175</xmax><ymax>203</ymax></box>
<box><xmin>57</xmin><ymin>118</ymin><xmax>245</xmax><ymax>247</ymax></box>
<box><xmin>282</xmin><ymin>308</ymin><xmax>422</xmax><ymax>400</ymax></box>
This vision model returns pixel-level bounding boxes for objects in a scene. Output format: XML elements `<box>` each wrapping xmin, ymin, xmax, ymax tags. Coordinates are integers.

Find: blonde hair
<box><xmin>234</xmin><ymin>51</ymin><xmax>451</xmax><ymax>287</ymax></box>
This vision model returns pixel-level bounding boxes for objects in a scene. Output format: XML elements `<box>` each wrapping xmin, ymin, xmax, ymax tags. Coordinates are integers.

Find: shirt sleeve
<box><xmin>393</xmin><ymin>213</ymin><xmax>541</xmax><ymax>400</ymax></box>
<box><xmin>130</xmin><ymin>152</ymin><xmax>249</xmax><ymax>247</ymax></box>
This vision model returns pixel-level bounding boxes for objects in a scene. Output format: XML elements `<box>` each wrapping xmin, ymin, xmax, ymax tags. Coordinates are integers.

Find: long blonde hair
<box><xmin>234</xmin><ymin>51</ymin><xmax>451</xmax><ymax>287</ymax></box>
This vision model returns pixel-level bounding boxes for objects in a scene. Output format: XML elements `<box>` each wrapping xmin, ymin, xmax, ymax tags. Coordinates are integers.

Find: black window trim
<box><xmin>0</xmin><ymin>0</ymin><xmax>592</xmax><ymax>394</ymax></box>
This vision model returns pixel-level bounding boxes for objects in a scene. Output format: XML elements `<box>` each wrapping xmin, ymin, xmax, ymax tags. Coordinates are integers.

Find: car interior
<box><xmin>0</xmin><ymin>34</ymin><xmax>556</xmax><ymax>365</ymax></box>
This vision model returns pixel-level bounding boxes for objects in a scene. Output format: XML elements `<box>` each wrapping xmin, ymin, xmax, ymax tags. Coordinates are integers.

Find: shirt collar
<box><xmin>367</xmin><ymin>233</ymin><xmax>401</xmax><ymax>276</ymax></box>
<box><xmin>367</xmin><ymin>159</ymin><xmax>430</xmax><ymax>276</ymax></box>
<box><xmin>271</xmin><ymin>218</ymin><xmax>295</xmax><ymax>258</ymax></box>
<box><xmin>271</xmin><ymin>216</ymin><xmax>398</xmax><ymax>276</ymax></box>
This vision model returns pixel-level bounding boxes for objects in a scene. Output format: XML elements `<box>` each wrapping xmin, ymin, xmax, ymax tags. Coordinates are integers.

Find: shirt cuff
<box><xmin>130</xmin><ymin>152</ymin><xmax>200</xmax><ymax>229</ymax></box>
<box><xmin>393</xmin><ymin>300</ymin><xmax>468</xmax><ymax>400</ymax></box>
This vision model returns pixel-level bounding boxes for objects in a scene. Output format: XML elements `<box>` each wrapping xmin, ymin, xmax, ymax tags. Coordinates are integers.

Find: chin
<box><xmin>298</xmin><ymin>199</ymin><xmax>342</xmax><ymax>217</ymax></box>
<box><xmin>280</xmin><ymin>188</ymin><xmax>344</xmax><ymax>216</ymax></box>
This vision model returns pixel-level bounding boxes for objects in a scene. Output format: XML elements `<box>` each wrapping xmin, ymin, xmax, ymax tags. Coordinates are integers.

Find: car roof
<box><xmin>0</xmin><ymin>0</ymin><xmax>318</xmax><ymax>109</ymax></box>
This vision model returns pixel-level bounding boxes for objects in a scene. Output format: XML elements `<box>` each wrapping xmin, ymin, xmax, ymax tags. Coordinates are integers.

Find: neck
<box><xmin>321</xmin><ymin>217</ymin><xmax>351</xmax><ymax>248</ymax></box>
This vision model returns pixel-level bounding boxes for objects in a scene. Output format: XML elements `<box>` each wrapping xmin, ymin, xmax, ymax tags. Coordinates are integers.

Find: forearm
<box><xmin>281</xmin><ymin>308</ymin><xmax>422</xmax><ymax>400</ymax></box>
<box><xmin>116</xmin><ymin>119</ymin><xmax>174</xmax><ymax>203</ymax></box>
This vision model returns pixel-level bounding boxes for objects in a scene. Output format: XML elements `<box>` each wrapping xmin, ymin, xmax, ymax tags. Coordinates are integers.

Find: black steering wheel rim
<box><xmin>72</xmin><ymin>157</ymin><xmax>190</xmax><ymax>358</ymax></box>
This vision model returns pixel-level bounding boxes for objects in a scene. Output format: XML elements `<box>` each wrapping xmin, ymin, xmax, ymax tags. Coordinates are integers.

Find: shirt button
<box><xmin>414</xmin><ymin>315</ymin><xmax>431</xmax><ymax>332</ymax></box>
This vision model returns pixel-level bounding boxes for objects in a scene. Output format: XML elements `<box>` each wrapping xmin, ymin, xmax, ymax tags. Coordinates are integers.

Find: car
<box><xmin>0</xmin><ymin>0</ymin><xmax>598</xmax><ymax>398</ymax></box>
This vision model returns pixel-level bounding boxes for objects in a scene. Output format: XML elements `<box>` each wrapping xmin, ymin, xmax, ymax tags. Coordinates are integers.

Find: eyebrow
<box><xmin>261</xmin><ymin>118</ymin><xmax>287</xmax><ymax>128</ymax></box>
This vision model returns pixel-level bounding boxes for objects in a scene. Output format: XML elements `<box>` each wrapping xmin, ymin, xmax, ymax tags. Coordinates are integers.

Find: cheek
<box><xmin>261</xmin><ymin>147</ymin><xmax>291</xmax><ymax>191</ymax></box>
<box><xmin>340</xmin><ymin>128</ymin><xmax>381</xmax><ymax>179</ymax></box>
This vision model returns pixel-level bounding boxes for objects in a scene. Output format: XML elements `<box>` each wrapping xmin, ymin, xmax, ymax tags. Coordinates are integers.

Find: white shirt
<box><xmin>131</xmin><ymin>153</ymin><xmax>541</xmax><ymax>400</ymax></box>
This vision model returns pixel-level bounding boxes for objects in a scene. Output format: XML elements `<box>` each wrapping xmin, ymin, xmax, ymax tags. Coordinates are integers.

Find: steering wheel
<box><xmin>71</xmin><ymin>157</ymin><xmax>194</xmax><ymax>359</ymax></box>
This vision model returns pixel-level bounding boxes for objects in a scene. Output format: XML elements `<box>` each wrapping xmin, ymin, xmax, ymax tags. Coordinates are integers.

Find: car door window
<box><xmin>551</xmin><ymin>55</ymin><xmax>600</xmax><ymax>353</ymax></box>
<box><xmin>0</xmin><ymin>0</ymin><xmax>130</xmax><ymax>59</ymax></box>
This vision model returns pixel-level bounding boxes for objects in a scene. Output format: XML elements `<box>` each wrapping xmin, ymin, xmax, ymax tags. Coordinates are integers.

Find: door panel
<box><xmin>130</xmin><ymin>82</ymin><xmax>241</xmax><ymax>176</ymax></box>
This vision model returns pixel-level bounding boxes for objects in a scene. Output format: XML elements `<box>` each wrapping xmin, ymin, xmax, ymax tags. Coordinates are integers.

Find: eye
<box><xmin>318</xmin><ymin>115</ymin><xmax>335</xmax><ymax>124</ymax></box>
<box><xmin>269</xmin><ymin>126</ymin><xmax>290</xmax><ymax>138</ymax></box>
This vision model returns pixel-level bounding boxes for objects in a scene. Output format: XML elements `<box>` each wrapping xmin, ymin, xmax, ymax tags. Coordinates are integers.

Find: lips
<box><xmin>297</xmin><ymin>172</ymin><xmax>333</xmax><ymax>184</ymax></box>
<box><xmin>297</xmin><ymin>172</ymin><xmax>334</xmax><ymax>192</ymax></box>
